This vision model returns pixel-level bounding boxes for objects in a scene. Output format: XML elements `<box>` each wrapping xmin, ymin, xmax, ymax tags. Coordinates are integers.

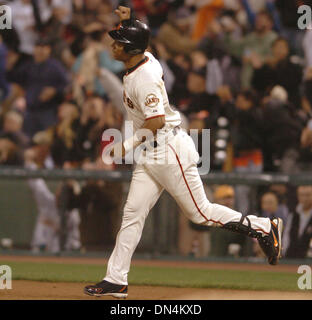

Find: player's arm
<box><xmin>111</xmin><ymin>116</ymin><xmax>165</xmax><ymax>158</ymax></box>
<box><xmin>141</xmin><ymin>115</ymin><xmax>165</xmax><ymax>135</ymax></box>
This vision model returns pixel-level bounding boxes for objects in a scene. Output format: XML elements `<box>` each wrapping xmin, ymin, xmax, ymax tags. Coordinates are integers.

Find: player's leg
<box><xmin>147</xmin><ymin>158</ymin><xmax>270</xmax><ymax>234</ymax></box>
<box><xmin>145</xmin><ymin>132</ymin><xmax>282</xmax><ymax>265</ymax></box>
<box><xmin>84</xmin><ymin>165</ymin><xmax>163</xmax><ymax>297</ymax></box>
<box><xmin>106</xmin><ymin>164</ymin><xmax>163</xmax><ymax>284</ymax></box>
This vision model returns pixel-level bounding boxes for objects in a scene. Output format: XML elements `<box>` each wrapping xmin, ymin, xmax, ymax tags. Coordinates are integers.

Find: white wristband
<box><xmin>123</xmin><ymin>132</ymin><xmax>141</xmax><ymax>154</ymax></box>
<box><xmin>123</xmin><ymin>139</ymin><xmax>132</xmax><ymax>154</ymax></box>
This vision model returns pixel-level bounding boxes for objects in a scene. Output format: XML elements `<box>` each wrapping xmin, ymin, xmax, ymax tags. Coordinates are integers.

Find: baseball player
<box><xmin>84</xmin><ymin>7</ymin><xmax>283</xmax><ymax>299</ymax></box>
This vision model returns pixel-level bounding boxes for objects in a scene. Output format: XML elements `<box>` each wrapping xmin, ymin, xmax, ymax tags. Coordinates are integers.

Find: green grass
<box><xmin>0</xmin><ymin>260</ymin><xmax>305</xmax><ymax>292</ymax></box>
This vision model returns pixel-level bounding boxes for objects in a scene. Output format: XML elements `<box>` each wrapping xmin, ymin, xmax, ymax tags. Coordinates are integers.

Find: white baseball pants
<box><xmin>104</xmin><ymin>129</ymin><xmax>271</xmax><ymax>285</ymax></box>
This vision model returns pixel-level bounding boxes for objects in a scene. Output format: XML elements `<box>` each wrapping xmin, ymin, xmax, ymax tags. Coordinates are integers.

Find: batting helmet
<box><xmin>109</xmin><ymin>19</ymin><xmax>150</xmax><ymax>55</ymax></box>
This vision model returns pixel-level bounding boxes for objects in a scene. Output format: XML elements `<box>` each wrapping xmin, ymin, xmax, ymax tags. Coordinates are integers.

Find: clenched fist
<box><xmin>115</xmin><ymin>6</ymin><xmax>131</xmax><ymax>22</ymax></box>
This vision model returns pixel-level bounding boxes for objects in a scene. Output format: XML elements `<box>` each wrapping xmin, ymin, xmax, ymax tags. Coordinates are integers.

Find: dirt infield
<box><xmin>0</xmin><ymin>254</ymin><xmax>300</xmax><ymax>272</ymax></box>
<box><xmin>1</xmin><ymin>280</ymin><xmax>311</xmax><ymax>300</ymax></box>
<box><xmin>0</xmin><ymin>255</ymin><xmax>311</xmax><ymax>300</ymax></box>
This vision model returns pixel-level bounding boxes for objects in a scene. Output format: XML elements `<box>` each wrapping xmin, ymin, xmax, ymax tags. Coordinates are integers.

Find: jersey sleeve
<box><xmin>136</xmin><ymin>83</ymin><xmax>165</xmax><ymax>120</ymax></box>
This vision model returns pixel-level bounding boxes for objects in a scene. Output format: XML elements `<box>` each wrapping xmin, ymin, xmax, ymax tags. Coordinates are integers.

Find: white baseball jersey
<box><xmin>103</xmin><ymin>51</ymin><xmax>273</xmax><ymax>287</ymax></box>
<box><xmin>122</xmin><ymin>52</ymin><xmax>181</xmax><ymax>132</ymax></box>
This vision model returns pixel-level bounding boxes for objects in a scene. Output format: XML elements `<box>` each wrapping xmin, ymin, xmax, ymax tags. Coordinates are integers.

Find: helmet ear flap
<box><xmin>128</xmin><ymin>48</ymin><xmax>143</xmax><ymax>55</ymax></box>
<box><xmin>124</xmin><ymin>44</ymin><xmax>143</xmax><ymax>55</ymax></box>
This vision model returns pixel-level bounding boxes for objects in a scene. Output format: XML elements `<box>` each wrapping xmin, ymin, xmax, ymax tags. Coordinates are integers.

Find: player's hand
<box><xmin>115</xmin><ymin>6</ymin><xmax>131</xmax><ymax>22</ymax></box>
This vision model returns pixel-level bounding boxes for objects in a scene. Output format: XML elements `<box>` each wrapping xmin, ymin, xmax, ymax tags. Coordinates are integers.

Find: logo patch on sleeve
<box><xmin>145</xmin><ymin>94</ymin><xmax>160</xmax><ymax>108</ymax></box>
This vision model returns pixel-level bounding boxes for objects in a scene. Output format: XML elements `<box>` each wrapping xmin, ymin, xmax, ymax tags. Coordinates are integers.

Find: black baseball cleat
<box><xmin>258</xmin><ymin>217</ymin><xmax>283</xmax><ymax>265</ymax></box>
<box><xmin>84</xmin><ymin>280</ymin><xmax>128</xmax><ymax>298</ymax></box>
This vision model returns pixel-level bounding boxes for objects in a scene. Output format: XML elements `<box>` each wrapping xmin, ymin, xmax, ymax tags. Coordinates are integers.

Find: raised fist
<box><xmin>115</xmin><ymin>6</ymin><xmax>131</xmax><ymax>22</ymax></box>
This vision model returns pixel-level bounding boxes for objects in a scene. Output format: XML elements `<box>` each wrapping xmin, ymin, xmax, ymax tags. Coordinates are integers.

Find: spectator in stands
<box><xmin>298</xmin><ymin>72</ymin><xmax>312</xmax><ymax>171</ymax></box>
<box><xmin>134</xmin><ymin>0</ymin><xmax>172</xmax><ymax>33</ymax></box>
<box><xmin>149</xmin><ymin>40</ymin><xmax>176</xmax><ymax>95</ymax></box>
<box><xmin>283</xmin><ymin>185</ymin><xmax>312</xmax><ymax>259</ymax></box>
<box><xmin>159</xmin><ymin>51</ymin><xmax>191</xmax><ymax>107</ymax></box>
<box><xmin>39</xmin><ymin>1</ymin><xmax>74</xmax><ymax>65</ymax></box>
<box><xmin>252</xmin><ymin>37</ymin><xmax>303</xmax><ymax>107</ymax></box>
<box><xmin>48</xmin><ymin>101</ymin><xmax>80</xmax><ymax>168</ymax></box>
<box><xmin>10</xmin><ymin>0</ymin><xmax>39</xmax><ymax>56</ymax></box>
<box><xmin>259</xmin><ymin>191</ymin><xmax>288</xmax><ymax>224</ymax></box>
<box><xmin>253</xmin><ymin>188</ymin><xmax>290</xmax><ymax>260</ymax></box>
<box><xmin>0</xmin><ymin>35</ymin><xmax>9</xmax><ymax>101</ymax></box>
<box><xmin>223</xmin><ymin>10</ymin><xmax>278</xmax><ymax>89</ymax></box>
<box><xmin>198</xmin><ymin>17</ymin><xmax>242</xmax><ymax>94</ymax></box>
<box><xmin>240</xmin><ymin>0</ymin><xmax>282</xmax><ymax>32</ymax></box>
<box><xmin>261</xmin><ymin>86</ymin><xmax>302</xmax><ymax>172</ymax></box>
<box><xmin>303</xmin><ymin>27</ymin><xmax>312</xmax><ymax>67</ymax></box>
<box><xmin>226</xmin><ymin>90</ymin><xmax>264</xmax><ymax>214</ymax></box>
<box><xmin>275</xmin><ymin>0</ymin><xmax>306</xmax><ymax>56</ymax></box>
<box><xmin>269</xmin><ymin>184</ymin><xmax>293</xmax><ymax>220</ymax></box>
<box><xmin>157</xmin><ymin>6</ymin><xmax>197</xmax><ymax>57</ymax></box>
<box><xmin>0</xmin><ymin>132</ymin><xmax>23</xmax><ymax>165</ymax></box>
<box><xmin>0</xmin><ymin>110</ymin><xmax>29</xmax><ymax>149</ymax></box>
<box><xmin>71</xmin><ymin>0</ymin><xmax>115</xmax><ymax>32</ymax></box>
<box><xmin>8</xmin><ymin>38</ymin><xmax>68</xmax><ymax>138</ymax></box>
<box><xmin>24</xmin><ymin>148</ymin><xmax>61</xmax><ymax>253</ymax></box>
<box><xmin>4</xmin><ymin>44</ymin><xmax>32</xmax><ymax>83</ymax></box>
<box><xmin>191</xmin><ymin>49</ymin><xmax>223</xmax><ymax>95</ymax></box>
<box><xmin>1</xmin><ymin>44</ymin><xmax>32</xmax><ymax>119</ymax></box>
<box><xmin>71</xmin><ymin>24</ymin><xmax>124</xmax><ymax>104</ymax></box>
<box><xmin>49</xmin><ymin>0</ymin><xmax>73</xmax><ymax>25</ymax></box>
<box><xmin>190</xmin><ymin>0</ymin><xmax>226</xmax><ymax>42</ymax></box>
<box><xmin>73</xmin><ymin>162</ymin><xmax>122</xmax><ymax>248</ymax></box>
<box><xmin>183</xmin><ymin>67</ymin><xmax>219</xmax><ymax>125</ymax></box>
<box><xmin>74</xmin><ymin>95</ymin><xmax>117</xmax><ymax>163</ymax></box>
<box><xmin>24</xmin><ymin>147</ymin><xmax>81</xmax><ymax>253</ymax></box>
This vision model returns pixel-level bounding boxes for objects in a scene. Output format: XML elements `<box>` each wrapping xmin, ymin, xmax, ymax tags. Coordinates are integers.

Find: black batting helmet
<box><xmin>109</xmin><ymin>19</ymin><xmax>151</xmax><ymax>55</ymax></box>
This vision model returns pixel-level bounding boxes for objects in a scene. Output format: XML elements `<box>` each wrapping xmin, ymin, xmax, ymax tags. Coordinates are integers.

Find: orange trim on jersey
<box><xmin>125</xmin><ymin>57</ymin><xmax>149</xmax><ymax>76</ymax></box>
<box><xmin>168</xmin><ymin>143</ymin><xmax>224</xmax><ymax>227</ymax></box>
<box><xmin>145</xmin><ymin>114</ymin><xmax>165</xmax><ymax>121</ymax></box>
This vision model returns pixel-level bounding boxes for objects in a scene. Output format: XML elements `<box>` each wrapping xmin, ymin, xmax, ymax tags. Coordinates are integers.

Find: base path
<box><xmin>0</xmin><ymin>254</ymin><xmax>301</xmax><ymax>272</ymax></box>
<box><xmin>1</xmin><ymin>280</ymin><xmax>311</xmax><ymax>300</ymax></box>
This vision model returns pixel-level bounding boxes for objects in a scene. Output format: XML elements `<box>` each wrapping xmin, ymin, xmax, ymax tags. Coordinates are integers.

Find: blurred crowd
<box><xmin>0</xmin><ymin>0</ymin><xmax>311</xmax><ymax>257</ymax></box>
<box><xmin>0</xmin><ymin>0</ymin><xmax>312</xmax><ymax>173</ymax></box>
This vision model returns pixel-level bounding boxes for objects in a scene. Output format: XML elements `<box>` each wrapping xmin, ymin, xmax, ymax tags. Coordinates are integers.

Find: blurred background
<box><xmin>0</xmin><ymin>0</ymin><xmax>312</xmax><ymax>262</ymax></box>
